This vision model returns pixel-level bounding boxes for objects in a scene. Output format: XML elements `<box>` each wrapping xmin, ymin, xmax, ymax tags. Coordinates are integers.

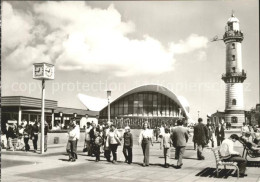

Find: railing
<box><xmin>222</xmin><ymin>71</ymin><xmax>247</xmax><ymax>78</ymax></box>
<box><xmin>223</xmin><ymin>30</ymin><xmax>244</xmax><ymax>41</ymax></box>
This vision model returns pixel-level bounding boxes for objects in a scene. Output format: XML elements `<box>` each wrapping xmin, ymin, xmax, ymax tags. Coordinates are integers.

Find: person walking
<box><xmin>7</xmin><ymin>124</ymin><xmax>17</xmax><ymax>151</ymax></box>
<box><xmin>84</xmin><ymin>122</ymin><xmax>92</xmax><ymax>156</ymax></box>
<box><xmin>122</xmin><ymin>126</ymin><xmax>133</xmax><ymax>164</ymax></box>
<box><xmin>44</xmin><ymin>121</ymin><xmax>49</xmax><ymax>152</ymax></box>
<box><xmin>171</xmin><ymin>120</ymin><xmax>189</xmax><ymax>169</ymax></box>
<box><xmin>215</xmin><ymin>122</ymin><xmax>225</xmax><ymax>146</ymax></box>
<box><xmin>206</xmin><ymin>123</ymin><xmax>214</xmax><ymax>148</ymax></box>
<box><xmin>17</xmin><ymin>124</ymin><xmax>25</xmax><ymax>150</ymax></box>
<box><xmin>193</xmin><ymin>118</ymin><xmax>208</xmax><ymax>160</ymax></box>
<box><xmin>31</xmin><ymin>121</ymin><xmax>39</xmax><ymax>153</ymax></box>
<box><xmin>93</xmin><ymin>129</ymin><xmax>103</xmax><ymax>162</ymax></box>
<box><xmin>23</xmin><ymin>124</ymin><xmax>30</xmax><ymax>152</ymax></box>
<box><xmin>67</xmin><ymin>121</ymin><xmax>78</xmax><ymax>162</ymax></box>
<box><xmin>139</xmin><ymin>122</ymin><xmax>153</xmax><ymax>167</ymax></box>
<box><xmin>90</xmin><ymin>123</ymin><xmax>98</xmax><ymax>157</ymax></box>
<box><xmin>153</xmin><ymin>126</ymin><xmax>159</xmax><ymax>142</ymax></box>
<box><xmin>103</xmin><ymin>122</ymin><xmax>112</xmax><ymax>162</ymax></box>
<box><xmin>106</xmin><ymin>124</ymin><xmax>121</xmax><ymax>164</ymax></box>
<box><xmin>220</xmin><ymin>134</ymin><xmax>247</xmax><ymax>177</ymax></box>
<box><xmin>160</xmin><ymin>127</ymin><xmax>172</xmax><ymax>168</ymax></box>
<box><xmin>192</xmin><ymin>123</ymin><xmax>197</xmax><ymax>150</ymax></box>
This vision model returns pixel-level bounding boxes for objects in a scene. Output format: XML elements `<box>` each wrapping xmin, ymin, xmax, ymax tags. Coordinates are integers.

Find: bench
<box><xmin>211</xmin><ymin>148</ymin><xmax>239</xmax><ymax>179</ymax></box>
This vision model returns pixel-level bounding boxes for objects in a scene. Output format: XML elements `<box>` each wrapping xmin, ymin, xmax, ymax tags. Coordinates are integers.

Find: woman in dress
<box><xmin>139</xmin><ymin>122</ymin><xmax>153</xmax><ymax>167</ymax></box>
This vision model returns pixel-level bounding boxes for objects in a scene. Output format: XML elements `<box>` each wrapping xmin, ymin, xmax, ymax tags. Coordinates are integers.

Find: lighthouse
<box><xmin>221</xmin><ymin>12</ymin><xmax>247</xmax><ymax>127</ymax></box>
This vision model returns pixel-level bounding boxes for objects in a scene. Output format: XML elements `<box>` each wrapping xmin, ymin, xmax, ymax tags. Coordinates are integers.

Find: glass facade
<box><xmin>100</xmin><ymin>91</ymin><xmax>184</xmax><ymax>118</ymax></box>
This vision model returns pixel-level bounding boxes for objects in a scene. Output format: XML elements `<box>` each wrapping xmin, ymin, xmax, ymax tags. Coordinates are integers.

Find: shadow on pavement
<box><xmin>58</xmin><ymin>158</ymin><xmax>70</xmax><ymax>162</ymax></box>
<box><xmin>247</xmin><ymin>161</ymin><xmax>260</xmax><ymax>167</ymax></box>
<box><xmin>195</xmin><ymin>167</ymin><xmax>235</xmax><ymax>179</ymax></box>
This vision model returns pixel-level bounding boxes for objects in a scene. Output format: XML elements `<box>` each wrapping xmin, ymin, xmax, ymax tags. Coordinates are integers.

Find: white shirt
<box><xmin>159</xmin><ymin>127</ymin><xmax>165</xmax><ymax>135</ymax></box>
<box><xmin>75</xmin><ymin>125</ymin><xmax>80</xmax><ymax>140</ymax></box>
<box><xmin>241</xmin><ymin>126</ymin><xmax>249</xmax><ymax>133</ymax></box>
<box><xmin>220</xmin><ymin>138</ymin><xmax>239</xmax><ymax>157</ymax></box>
<box><xmin>108</xmin><ymin>131</ymin><xmax>119</xmax><ymax>145</ymax></box>
<box><xmin>68</xmin><ymin>127</ymin><xmax>77</xmax><ymax>141</ymax></box>
<box><xmin>139</xmin><ymin>129</ymin><xmax>153</xmax><ymax>144</ymax></box>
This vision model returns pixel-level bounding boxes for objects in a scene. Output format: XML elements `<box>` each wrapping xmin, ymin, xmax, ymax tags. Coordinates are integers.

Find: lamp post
<box><xmin>107</xmin><ymin>90</ymin><xmax>111</xmax><ymax>123</ymax></box>
<box><xmin>178</xmin><ymin>108</ymin><xmax>182</xmax><ymax>119</ymax></box>
<box><xmin>33</xmin><ymin>62</ymin><xmax>54</xmax><ymax>154</ymax></box>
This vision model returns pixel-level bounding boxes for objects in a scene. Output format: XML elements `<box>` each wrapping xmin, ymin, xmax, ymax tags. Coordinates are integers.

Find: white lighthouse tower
<box><xmin>222</xmin><ymin>12</ymin><xmax>247</xmax><ymax>127</ymax></box>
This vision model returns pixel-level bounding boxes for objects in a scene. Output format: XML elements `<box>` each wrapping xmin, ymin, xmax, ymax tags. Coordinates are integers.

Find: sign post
<box><xmin>33</xmin><ymin>63</ymin><xmax>55</xmax><ymax>154</ymax></box>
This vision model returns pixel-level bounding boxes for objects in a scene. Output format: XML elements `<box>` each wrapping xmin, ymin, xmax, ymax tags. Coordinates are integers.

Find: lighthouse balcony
<box><xmin>221</xmin><ymin>71</ymin><xmax>247</xmax><ymax>83</ymax></box>
<box><xmin>223</xmin><ymin>30</ymin><xmax>244</xmax><ymax>42</ymax></box>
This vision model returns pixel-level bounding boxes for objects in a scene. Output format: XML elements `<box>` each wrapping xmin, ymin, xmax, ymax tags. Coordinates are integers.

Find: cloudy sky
<box><xmin>2</xmin><ymin>1</ymin><xmax>259</xmax><ymax>120</ymax></box>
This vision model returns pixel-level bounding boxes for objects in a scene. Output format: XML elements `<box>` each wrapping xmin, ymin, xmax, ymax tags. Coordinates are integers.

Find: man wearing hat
<box><xmin>122</xmin><ymin>126</ymin><xmax>133</xmax><ymax>164</ymax></box>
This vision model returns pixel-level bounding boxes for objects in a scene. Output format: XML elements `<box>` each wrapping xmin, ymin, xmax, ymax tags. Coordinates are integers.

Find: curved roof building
<box><xmin>92</xmin><ymin>85</ymin><xmax>192</xmax><ymax>128</ymax></box>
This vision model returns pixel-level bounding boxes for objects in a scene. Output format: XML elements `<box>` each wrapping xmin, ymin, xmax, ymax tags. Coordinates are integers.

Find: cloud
<box><xmin>2</xmin><ymin>2</ymin><xmax>209</xmax><ymax>76</ymax></box>
<box><xmin>2</xmin><ymin>2</ymin><xmax>34</xmax><ymax>51</ymax></box>
<box><xmin>169</xmin><ymin>34</ymin><xmax>208</xmax><ymax>54</ymax></box>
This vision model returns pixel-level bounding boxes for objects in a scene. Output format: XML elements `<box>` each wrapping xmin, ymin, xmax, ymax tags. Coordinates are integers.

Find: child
<box><xmin>93</xmin><ymin>130</ymin><xmax>103</xmax><ymax>162</ymax></box>
<box><xmin>122</xmin><ymin>126</ymin><xmax>133</xmax><ymax>164</ymax></box>
<box><xmin>160</xmin><ymin>127</ymin><xmax>172</xmax><ymax>168</ymax></box>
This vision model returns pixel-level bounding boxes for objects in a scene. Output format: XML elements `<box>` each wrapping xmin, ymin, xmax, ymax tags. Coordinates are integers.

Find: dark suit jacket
<box><xmin>193</xmin><ymin>123</ymin><xmax>208</xmax><ymax>145</ymax></box>
<box><xmin>171</xmin><ymin>126</ymin><xmax>189</xmax><ymax>147</ymax></box>
<box><xmin>90</xmin><ymin>127</ymin><xmax>101</xmax><ymax>141</ymax></box>
<box><xmin>215</xmin><ymin>126</ymin><xmax>225</xmax><ymax>140</ymax></box>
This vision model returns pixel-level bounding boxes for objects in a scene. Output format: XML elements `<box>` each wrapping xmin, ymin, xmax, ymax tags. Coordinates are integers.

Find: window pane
<box><xmin>148</xmin><ymin>107</ymin><xmax>153</xmax><ymax>116</ymax></box>
<box><xmin>138</xmin><ymin>100</ymin><xmax>143</xmax><ymax>107</ymax></box>
<box><xmin>153</xmin><ymin>93</ymin><xmax>157</xmax><ymax>101</ymax></box>
<box><xmin>148</xmin><ymin>94</ymin><xmax>153</xmax><ymax>101</ymax></box>
<box><xmin>129</xmin><ymin>94</ymin><xmax>133</xmax><ymax>100</ymax></box>
<box><xmin>124</xmin><ymin>106</ymin><xmax>128</xmax><ymax>115</ymax></box>
<box><xmin>134</xmin><ymin>93</ymin><xmax>138</xmax><ymax>101</ymax></box>
<box><xmin>139</xmin><ymin>94</ymin><xmax>143</xmax><ymax>101</ymax></box>
<box><xmin>119</xmin><ymin>107</ymin><xmax>123</xmax><ymax>115</ymax></box>
<box><xmin>153</xmin><ymin>106</ymin><xmax>157</xmax><ymax>116</ymax></box>
<box><xmin>119</xmin><ymin>99</ymin><xmax>124</xmax><ymax>107</ymax></box>
<box><xmin>111</xmin><ymin>107</ymin><xmax>114</xmax><ymax>116</ymax></box>
<box><xmin>128</xmin><ymin>101</ymin><xmax>133</xmax><ymax>115</ymax></box>
<box><xmin>133</xmin><ymin>107</ymin><xmax>138</xmax><ymax>115</ymax></box>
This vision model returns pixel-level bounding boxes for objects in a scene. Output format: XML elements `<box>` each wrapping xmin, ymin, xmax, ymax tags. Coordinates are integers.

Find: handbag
<box><xmin>83</xmin><ymin>140</ymin><xmax>88</xmax><ymax>152</ymax></box>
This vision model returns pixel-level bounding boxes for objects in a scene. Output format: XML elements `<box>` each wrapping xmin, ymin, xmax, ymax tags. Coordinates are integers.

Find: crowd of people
<box><xmin>3</xmin><ymin>117</ymin><xmax>260</xmax><ymax>178</ymax></box>
<box><xmin>66</xmin><ymin>118</ymin><xmax>212</xmax><ymax>169</ymax></box>
<box><xmin>65</xmin><ymin>117</ymin><xmax>259</xmax><ymax>178</ymax></box>
<box><xmin>2</xmin><ymin>120</ymin><xmax>49</xmax><ymax>152</ymax></box>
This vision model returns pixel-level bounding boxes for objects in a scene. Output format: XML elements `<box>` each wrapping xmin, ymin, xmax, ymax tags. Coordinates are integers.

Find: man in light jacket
<box><xmin>68</xmin><ymin>120</ymin><xmax>80</xmax><ymax>162</ymax></box>
<box><xmin>171</xmin><ymin>120</ymin><xmax>189</xmax><ymax>169</ymax></box>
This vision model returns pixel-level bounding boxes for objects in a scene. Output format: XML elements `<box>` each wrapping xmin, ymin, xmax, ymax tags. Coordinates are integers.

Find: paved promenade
<box><xmin>2</xmin><ymin>131</ymin><xmax>260</xmax><ymax>182</ymax></box>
